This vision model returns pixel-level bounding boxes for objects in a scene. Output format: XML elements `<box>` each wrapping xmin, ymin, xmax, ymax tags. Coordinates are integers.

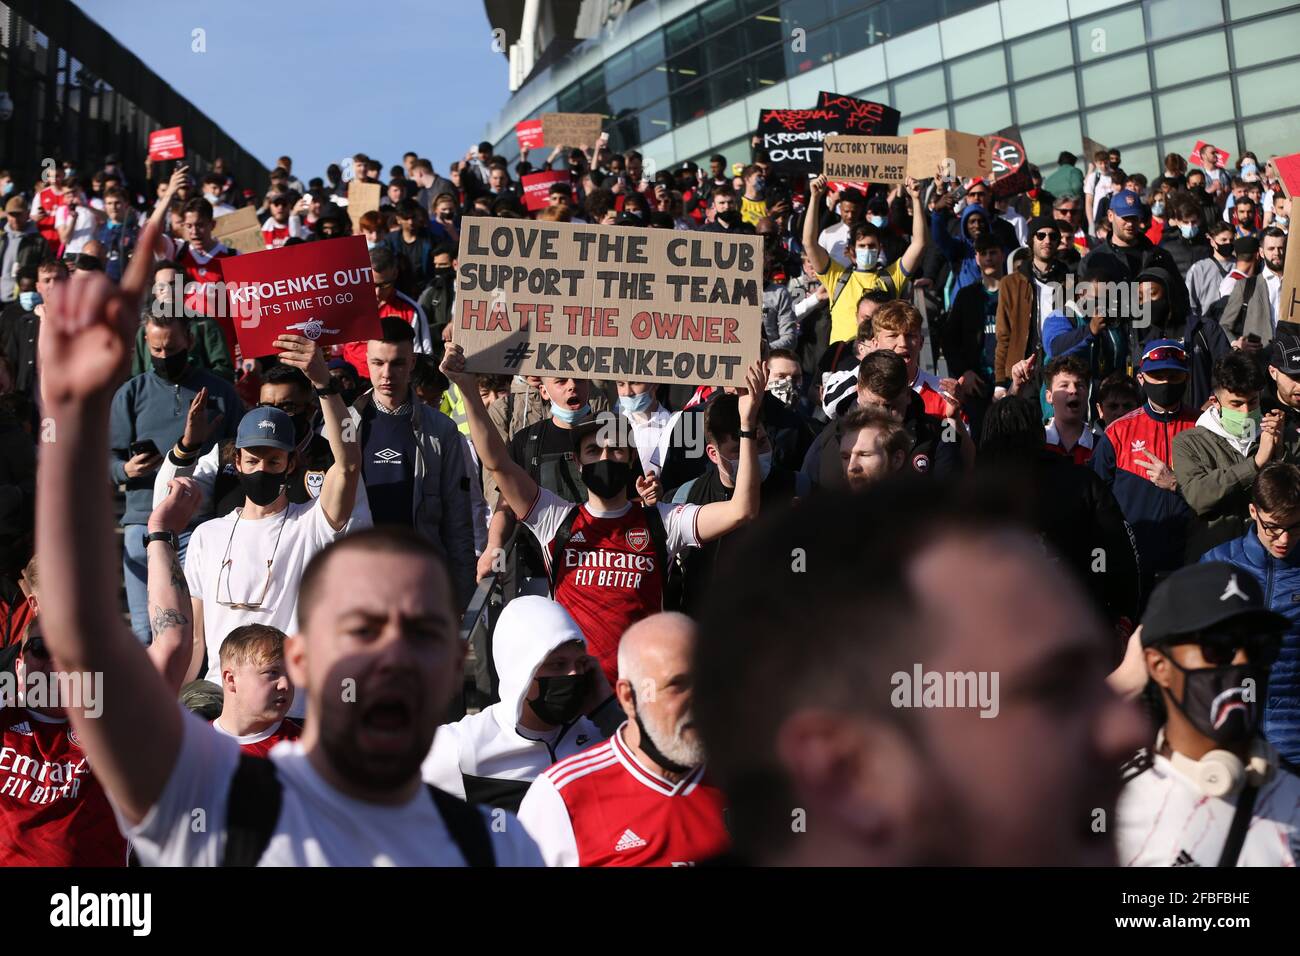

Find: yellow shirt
<box><xmin>818</xmin><ymin>257</ymin><xmax>911</xmax><ymax>343</ymax></box>
<box><xmin>740</xmin><ymin>195</ymin><xmax>769</xmax><ymax>226</ymax></box>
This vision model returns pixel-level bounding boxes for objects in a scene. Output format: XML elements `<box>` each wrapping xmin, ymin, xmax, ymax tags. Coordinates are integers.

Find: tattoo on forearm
<box><xmin>150</xmin><ymin>605</ymin><xmax>189</xmax><ymax>636</ymax></box>
<box><xmin>169</xmin><ymin>553</ymin><xmax>188</xmax><ymax>597</ymax></box>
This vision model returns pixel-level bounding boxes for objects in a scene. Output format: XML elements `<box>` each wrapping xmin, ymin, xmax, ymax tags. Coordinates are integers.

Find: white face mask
<box><xmin>721</xmin><ymin>451</ymin><xmax>773</xmax><ymax>482</ymax></box>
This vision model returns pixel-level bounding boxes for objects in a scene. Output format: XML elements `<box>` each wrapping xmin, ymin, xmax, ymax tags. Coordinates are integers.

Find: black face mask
<box><xmin>431</xmin><ymin>267</ymin><xmax>455</xmax><ymax>285</ymax></box>
<box><xmin>291</xmin><ymin>412</ymin><xmax>316</xmax><ymax>447</ymax></box>
<box><xmin>1215</xmin><ymin>242</ymin><xmax>1234</xmax><ymax>258</ymax></box>
<box><xmin>527</xmin><ymin>671</ymin><xmax>592</xmax><ymax>726</ymax></box>
<box><xmin>718</xmin><ymin>209</ymin><xmax>743</xmax><ymax>229</ymax></box>
<box><xmin>631</xmin><ymin>691</ymin><xmax>693</xmax><ymax>775</ymax></box>
<box><xmin>581</xmin><ymin>459</ymin><xmax>631</xmax><ymax>499</ymax></box>
<box><xmin>1166</xmin><ymin>659</ymin><xmax>1265</xmax><ymax>746</ymax></box>
<box><xmin>238</xmin><ymin>469</ymin><xmax>287</xmax><ymax>506</ymax></box>
<box><xmin>151</xmin><ymin>350</ymin><xmax>189</xmax><ymax>382</ymax></box>
<box><xmin>1143</xmin><ymin>296</ymin><xmax>1170</xmax><ymax>330</ymax></box>
<box><xmin>1143</xmin><ymin>379</ymin><xmax>1186</xmax><ymax>409</ymax></box>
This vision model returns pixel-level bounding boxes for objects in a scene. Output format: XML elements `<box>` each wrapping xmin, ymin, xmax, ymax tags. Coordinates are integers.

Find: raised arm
<box><xmin>147</xmin><ymin>166</ymin><xmax>189</xmax><ymax>257</ymax></box>
<box><xmin>802</xmin><ymin>176</ymin><xmax>831</xmax><ymax>275</ymax></box>
<box><xmin>145</xmin><ymin>477</ymin><xmax>202</xmax><ymax>695</ymax></box>
<box><xmin>441</xmin><ymin>344</ymin><xmax>540</xmax><ymax>517</ymax></box>
<box><xmin>35</xmin><ymin>220</ymin><xmax>185</xmax><ymax>825</ymax></box>
<box><xmin>898</xmin><ymin>177</ymin><xmax>928</xmax><ymax>278</ymax></box>
<box><xmin>274</xmin><ymin>333</ymin><xmax>360</xmax><ymax>532</ymax></box>
<box><xmin>696</xmin><ymin>361</ymin><xmax>766</xmax><ymax>542</ymax></box>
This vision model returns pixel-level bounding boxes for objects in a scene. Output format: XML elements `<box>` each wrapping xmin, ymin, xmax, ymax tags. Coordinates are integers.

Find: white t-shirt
<box><xmin>185</xmin><ymin>499</ymin><xmax>367</xmax><ymax>716</ymax></box>
<box><xmin>53</xmin><ymin>203</ymin><xmax>98</xmax><ymax>254</ymax></box>
<box><xmin>118</xmin><ymin>707</ymin><xmax>544</xmax><ymax>866</ymax></box>
<box><xmin>623</xmin><ymin>405</ymin><xmax>673</xmax><ymax>475</ymax></box>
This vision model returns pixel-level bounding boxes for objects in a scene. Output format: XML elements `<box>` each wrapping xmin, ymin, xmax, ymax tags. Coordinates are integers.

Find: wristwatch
<box><xmin>738</xmin><ymin>428</ymin><xmax>758</xmax><ymax>440</ymax></box>
<box><xmin>143</xmin><ymin>530</ymin><xmax>179</xmax><ymax>551</ymax></box>
<box><xmin>313</xmin><ymin>380</ymin><xmax>340</xmax><ymax>397</ymax></box>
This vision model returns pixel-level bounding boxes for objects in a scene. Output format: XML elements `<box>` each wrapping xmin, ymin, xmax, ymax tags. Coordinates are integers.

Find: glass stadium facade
<box><xmin>487</xmin><ymin>0</ymin><xmax>1300</xmax><ymax>177</ymax></box>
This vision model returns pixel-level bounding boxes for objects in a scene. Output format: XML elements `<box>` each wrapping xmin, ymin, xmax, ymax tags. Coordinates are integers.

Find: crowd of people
<box><xmin>0</xmin><ymin>114</ymin><xmax>1298</xmax><ymax>868</ymax></box>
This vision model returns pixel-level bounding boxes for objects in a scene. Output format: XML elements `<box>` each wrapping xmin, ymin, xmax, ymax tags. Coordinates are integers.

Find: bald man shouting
<box><xmin>515</xmin><ymin>613</ymin><xmax>730</xmax><ymax>866</ymax></box>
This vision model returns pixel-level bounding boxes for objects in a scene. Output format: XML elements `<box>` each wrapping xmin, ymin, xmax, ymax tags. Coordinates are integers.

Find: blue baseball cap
<box><xmin>1109</xmin><ymin>189</ymin><xmax>1143</xmax><ymax>219</ymax></box>
<box><xmin>1140</xmin><ymin>339</ymin><xmax>1188</xmax><ymax>374</ymax></box>
<box><xmin>235</xmin><ymin>406</ymin><xmax>295</xmax><ymax>451</ymax></box>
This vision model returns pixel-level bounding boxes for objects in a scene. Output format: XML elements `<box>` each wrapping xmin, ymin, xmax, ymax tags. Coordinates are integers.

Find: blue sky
<box><xmin>77</xmin><ymin>0</ymin><xmax>512</xmax><ymax>179</ymax></box>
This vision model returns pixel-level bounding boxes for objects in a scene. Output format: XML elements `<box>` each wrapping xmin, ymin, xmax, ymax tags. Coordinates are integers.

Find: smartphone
<box><xmin>129</xmin><ymin>439</ymin><xmax>160</xmax><ymax>458</ymax></box>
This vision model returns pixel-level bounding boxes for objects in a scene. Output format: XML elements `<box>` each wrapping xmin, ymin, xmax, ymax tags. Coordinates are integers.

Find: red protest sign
<box><xmin>516</xmin><ymin>119</ymin><xmax>545</xmax><ymax>152</ymax></box>
<box><xmin>1189</xmin><ymin>140</ymin><xmax>1231</xmax><ymax>169</ymax></box>
<box><xmin>148</xmin><ymin>127</ymin><xmax>185</xmax><ymax>161</ymax></box>
<box><xmin>521</xmin><ymin>171</ymin><xmax>571</xmax><ymax>212</ymax></box>
<box><xmin>221</xmin><ymin>236</ymin><xmax>382</xmax><ymax>359</ymax></box>
<box><xmin>1273</xmin><ymin>152</ymin><xmax>1300</xmax><ymax>199</ymax></box>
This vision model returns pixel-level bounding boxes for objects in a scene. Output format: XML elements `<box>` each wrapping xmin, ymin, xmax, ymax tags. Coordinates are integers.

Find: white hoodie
<box><xmin>1194</xmin><ymin>406</ymin><xmax>1255</xmax><ymax>459</ymax></box>
<box><xmin>421</xmin><ymin>596</ymin><xmax>608</xmax><ymax>811</ymax></box>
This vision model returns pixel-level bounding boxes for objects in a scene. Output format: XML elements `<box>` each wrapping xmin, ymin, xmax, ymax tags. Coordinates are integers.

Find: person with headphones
<box><xmin>1113</xmin><ymin>561</ymin><xmax>1300</xmax><ymax>866</ymax></box>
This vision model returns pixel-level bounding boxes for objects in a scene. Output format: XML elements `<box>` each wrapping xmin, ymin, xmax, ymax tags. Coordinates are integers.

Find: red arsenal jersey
<box><xmin>523</xmin><ymin>488</ymin><xmax>700</xmax><ymax>687</ymax></box>
<box><xmin>213</xmin><ymin>717</ymin><xmax>303</xmax><ymax>757</ymax></box>
<box><xmin>34</xmin><ymin>186</ymin><xmax>64</xmax><ymax>248</ymax></box>
<box><xmin>0</xmin><ymin>709</ymin><xmax>128</xmax><ymax>866</ymax></box>
<box><xmin>171</xmin><ymin>239</ymin><xmax>239</xmax><ymax>361</ymax></box>
<box><xmin>516</xmin><ymin>725</ymin><xmax>729</xmax><ymax>867</ymax></box>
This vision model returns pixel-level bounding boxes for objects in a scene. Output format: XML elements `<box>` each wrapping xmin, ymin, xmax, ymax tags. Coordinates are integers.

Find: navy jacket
<box><xmin>1201</xmin><ymin>529</ymin><xmax>1300</xmax><ymax>765</ymax></box>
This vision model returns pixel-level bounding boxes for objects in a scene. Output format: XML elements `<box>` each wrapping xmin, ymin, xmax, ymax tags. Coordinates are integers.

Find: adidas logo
<box><xmin>614</xmin><ymin>829</ymin><xmax>647</xmax><ymax>852</ymax></box>
<box><xmin>569</xmin><ymin>531</ymin><xmax>586</xmax><ymax>543</ymax></box>
<box><xmin>11</xmin><ymin>721</ymin><xmax>31</xmax><ymax>735</ymax></box>
<box><xmin>1172</xmin><ymin>849</ymin><xmax>1200</xmax><ymax>867</ymax></box>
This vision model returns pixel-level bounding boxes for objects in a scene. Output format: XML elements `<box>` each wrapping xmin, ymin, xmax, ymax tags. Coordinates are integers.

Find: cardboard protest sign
<box><xmin>1082</xmin><ymin>136</ymin><xmax>1109</xmax><ymax>161</ymax></box>
<box><xmin>521</xmin><ymin>171</ymin><xmax>572</xmax><ymax>212</ymax></box>
<box><xmin>822</xmin><ymin>135</ymin><xmax>910</xmax><ymax>185</ymax></box>
<box><xmin>516</xmin><ymin>119</ymin><xmax>545</xmax><ymax>152</ymax></box>
<box><xmin>454</xmin><ymin>219</ymin><xmax>762</xmax><ymax>387</ymax></box>
<box><xmin>757</xmin><ymin>95</ymin><xmax>899</xmax><ymax>177</ymax></box>
<box><xmin>905</xmin><ymin>129</ymin><xmax>991</xmax><ymax>181</ymax></box>
<box><xmin>211</xmin><ymin>206</ymin><xmax>263</xmax><ymax>253</ymax></box>
<box><xmin>221</xmin><ymin>236</ymin><xmax>382</xmax><ymax>359</ymax></box>
<box><xmin>346</xmin><ymin>180</ymin><xmax>381</xmax><ymax>233</ymax></box>
<box><xmin>541</xmin><ymin>112</ymin><xmax>603</xmax><ymax>148</ymax></box>
<box><xmin>989</xmin><ymin>126</ymin><xmax>1031</xmax><ymax>199</ymax></box>
<box><xmin>148</xmin><ymin>127</ymin><xmax>184</xmax><ymax>161</ymax></box>
<box><xmin>1271</xmin><ymin>152</ymin><xmax>1300</xmax><ymax>199</ymax></box>
<box><xmin>1281</xmin><ymin>235</ymin><xmax>1300</xmax><ymax>330</ymax></box>
<box><xmin>1189</xmin><ymin>140</ymin><xmax>1231</xmax><ymax>169</ymax></box>
<box><xmin>817</xmin><ymin>92</ymin><xmax>901</xmax><ymax>136</ymax></box>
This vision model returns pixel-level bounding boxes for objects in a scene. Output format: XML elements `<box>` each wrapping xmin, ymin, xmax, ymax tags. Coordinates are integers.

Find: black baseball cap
<box><xmin>1269</xmin><ymin>333</ymin><xmax>1300</xmax><ymax>376</ymax></box>
<box><xmin>1233</xmin><ymin>235</ymin><xmax>1259</xmax><ymax>259</ymax></box>
<box><xmin>1140</xmin><ymin>562</ymin><xmax>1287</xmax><ymax>647</ymax></box>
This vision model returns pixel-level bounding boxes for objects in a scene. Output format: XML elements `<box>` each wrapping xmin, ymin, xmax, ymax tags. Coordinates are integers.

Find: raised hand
<box><xmin>149</xmin><ymin>477</ymin><xmax>202</xmax><ymax>535</ymax></box>
<box><xmin>738</xmin><ymin>360</ymin><xmax>768</xmax><ymax>429</ymax></box>
<box><xmin>273</xmin><ymin>333</ymin><xmax>329</xmax><ymax>388</ymax></box>
<box><xmin>181</xmin><ymin>386</ymin><xmax>224</xmax><ymax>450</ymax></box>
<box><xmin>440</xmin><ymin>343</ymin><xmax>477</xmax><ymax>391</ymax></box>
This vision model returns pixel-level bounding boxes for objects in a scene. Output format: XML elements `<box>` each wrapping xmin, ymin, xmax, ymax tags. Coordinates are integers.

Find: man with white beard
<box><xmin>515</xmin><ymin>613</ymin><xmax>729</xmax><ymax>866</ymax></box>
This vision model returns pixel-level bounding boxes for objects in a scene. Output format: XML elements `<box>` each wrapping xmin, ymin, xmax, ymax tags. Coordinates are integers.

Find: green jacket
<box><xmin>1171</xmin><ymin>408</ymin><xmax>1300</xmax><ymax>560</ymax></box>
<box><xmin>131</xmin><ymin>317</ymin><xmax>234</xmax><ymax>381</ymax></box>
<box><xmin>1042</xmin><ymin>164</ymin><xmax>1083</xmax><ymax>200</ymax></box>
